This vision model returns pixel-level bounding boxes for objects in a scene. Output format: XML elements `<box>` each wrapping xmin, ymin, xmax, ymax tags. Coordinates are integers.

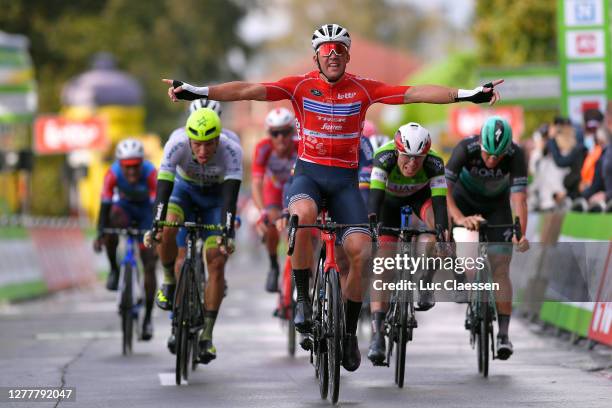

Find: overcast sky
<box><xmin>239</xmin><ymin>0</ymin><xmax>475</xmax><ymax>45</ymax></box>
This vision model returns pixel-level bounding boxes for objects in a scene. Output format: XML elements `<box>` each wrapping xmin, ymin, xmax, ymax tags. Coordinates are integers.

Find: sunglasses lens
<box><xmin>318</xmin><ymin>42</ymin><xmax>346</xmax><ymax>57</ymax></box>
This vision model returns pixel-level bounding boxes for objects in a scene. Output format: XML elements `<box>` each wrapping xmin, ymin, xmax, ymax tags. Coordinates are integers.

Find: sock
<box><xmin>269</xmin><ymin>254</ymin><xmax>279</xmax><ymax>270</ymax></box>
<box><xmin>200</xmin><ymin>310</ymin><xmax>219</xmax><ymax>341</ymax></box>
<box><xmin>371</xmin><ymin>310</ymin><xmax>386</xmax><ymax>334</ymax></box>
<box><xmin>345</xmin><ymin>300</ymin><xmax>362</xmax><ymax>335</ymax></box>
<box><xmin>293</xmin><ymin>269</ymin><xmax>310</xmax><ymax>302</ymax></box>
<box><xmin>498</xmin><ymin>314</ymin><xmax>510</xmax><ymax>336</ymax></box>
<box><xmin>162</xmin><ymin>261</ymin><xmax>175</xmax><ymax>284</ymax></box>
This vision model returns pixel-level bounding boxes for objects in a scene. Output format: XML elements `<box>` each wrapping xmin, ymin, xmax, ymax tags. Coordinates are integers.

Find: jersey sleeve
<box><xmin>370</xmin><ymin>145</ymin><xmax>396</xmax><ymax>190</ymax></box>
<box><xmin>251</xmin><ymin>139</ymin><xmax>270</xmax><ymax>180</ymax></box>
<box><xmin>146</xmin><ymin>165</ymin><xmax>158</xmax><ymax>203</ymax></box>
<box><xmin>101</xmin><ymin>168</ymin><xmax>117</xmax><ymax>203</ymax></box>
<box><xmin>445</xmin><ymin>140</ymin><xmax>469</xmax><ymax>184</ymax></box>
<box><xmin>509</xmin><ymin>145</ymin><xmax>528</xmax><ymax>193</ymax></box>
<box><xmin>261</xmin><ymin>76</ymin><xmax>302</xmax><ymax>101</ymax></box>
<box><xmin>423</xmin><ymin>153</ymin><xmax>447</xmax><ymax>197</ymax></box>
<box><xmin>360</xmin><ymin>78</ymin><xmax>411</xmax><ymax>105</ymax></box>
<box><xmin>223</xmin><ymin>139</ymin><xmax>243</xmax><ymax>181</ymax></box>
<box><xmin>158</xmin><ymin>129</ymin><xmax>185</xmax><ymax>182</ymax></box>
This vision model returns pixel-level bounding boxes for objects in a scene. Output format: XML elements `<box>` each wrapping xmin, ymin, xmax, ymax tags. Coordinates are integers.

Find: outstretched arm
<box><xmin>162</xmin><ymin>79</ymin><xmax>267</xmax><ymax>102</ymax></box>
<box><xmin>403</xmin><ymin>79</ymin><xmax>504</xmax><ymax>105</ymax></box>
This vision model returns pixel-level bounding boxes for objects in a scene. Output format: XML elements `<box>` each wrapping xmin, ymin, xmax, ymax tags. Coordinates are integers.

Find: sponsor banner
<box><xmin>566</xmin><ymin>61</ymin><xmax>607</xmax><ymax>91</ymax></box>
<box><xmin>34</xmin><ymin>115</ymin><xmax>108</xmax><ymax>154</ymax></box>
<box><xmin>564</xmin><ymin>0</ymin><xmax>604</xmax><ymax>26</ymax></box>
<box><xmin>589</xmin><ymin>302</ymin><xmax>612</xmax><ymax>345</ymax></box>
<box><xmin>566</xmin><ymin>30</ymin><xmax>605</xmax><ymax>58</ymax></box>
<box><xmin>448</xmin><ymin>105</ymin><xmax>524</xmax><ymax>140</ymax></box>
<box><xmin>567</xmin><ymin>94</ymin><xmax>607</xmax><ymax>124</ymax></box>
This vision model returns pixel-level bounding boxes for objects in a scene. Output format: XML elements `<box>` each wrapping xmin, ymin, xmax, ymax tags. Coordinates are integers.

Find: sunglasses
<box><xmin>269</xmin><ymin>128</ymin><xmax>293</xmax><ymax>138</ymax></box>
<box><xmin>398</xmin><ymin>152</ymin><xmax>425</xmax><ymax>162</ymax></box>
<box><xmin>480</xmin><ymin>146</ymin><xmax>504</xmax><ymax>160</ymax></box>
<box><xmin>317</xmin><ymin>42</ymin><xmax>348</xmax><ymax>57</ymax></box>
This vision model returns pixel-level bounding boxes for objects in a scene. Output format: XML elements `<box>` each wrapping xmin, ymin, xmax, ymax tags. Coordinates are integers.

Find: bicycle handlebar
<box><xmin>286</xmin><ymin>214</ymin><xmax>376</xmax><ymax>256</ymax></box>
<box><xmin>452</xmin><ymin>216</ymin><xmax>522</xmax><ymax>241</ymax></box>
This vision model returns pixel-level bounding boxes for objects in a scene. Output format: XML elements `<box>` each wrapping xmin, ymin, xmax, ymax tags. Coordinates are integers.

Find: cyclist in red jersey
<box><xmin>163</xmin><ymin>23</ymin><xmax>503</xmax><ymax>372</ymax></box>
<box><xmin>252</xmin><ymin>107</ymin><xmax>299</xmax><ymax>293</ymax></box>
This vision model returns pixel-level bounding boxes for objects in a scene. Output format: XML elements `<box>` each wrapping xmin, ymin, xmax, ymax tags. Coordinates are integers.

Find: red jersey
<box><xmin>262</xmin><ymin>70</ymin><xmax>410</xmax><ymax>168</ymax></box>
<box><xmin>251</xmin><ymin>138</ymin><xmax>298</xmax><ymax>188</ymax></box>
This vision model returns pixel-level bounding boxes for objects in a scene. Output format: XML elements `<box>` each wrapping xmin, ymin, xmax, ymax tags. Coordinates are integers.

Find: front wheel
<box><xmin>327</xmin><ymin>269</ymin><xmax>342</xmax><ymax>404</ymax></box>
<box><xmin>120</xmin><ymin>264</ymin><xmax>134</xmax><ymax>356</ymax></box>
<box><xmin>395</xmin><ymin>289</ymin><xmax>409</xmax><ymax>388</ymax></box>
<box><xmin>480</xmin><ymin>302</ymin><xmax>490</xmax><ymax>378</ymax></box>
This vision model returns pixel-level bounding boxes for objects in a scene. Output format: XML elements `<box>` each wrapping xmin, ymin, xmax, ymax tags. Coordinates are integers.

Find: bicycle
<box><xmin>454</xmin><ymin>217</ymin><xmax>521</xmax><ymax>378</ymax></box>
<box><xmin>376</xmin><ymin>207</ymin><xmax>437</xmax><ymax>388</ymax></box>
<box><xmin>287</xmin><ymin>208</ymin><xmax>375</xmax><ymax>405</ymax></box>
<box><xmin>101</xmin><ymin>227</ymin><xmax>149</xmax><ymax>356</ymax></box>
<box><xmin>155</xmin><ymin>220</ymin><xmax>222</xmax><ymax>385</ymax></box>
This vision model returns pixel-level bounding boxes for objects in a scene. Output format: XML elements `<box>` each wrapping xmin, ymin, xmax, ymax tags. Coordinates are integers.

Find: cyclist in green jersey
<box><xmin>366</xmin><ymin>122</ymin><xmax>450</xmax><ymax>364</ymax></box>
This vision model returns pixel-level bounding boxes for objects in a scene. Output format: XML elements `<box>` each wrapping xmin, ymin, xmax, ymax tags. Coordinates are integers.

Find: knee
<box><xmin>289</xmin><ymin>200</ymin><xmax>317</xmax><ymax>224</ymax></box>
<box><xmin>345</xmin><ymin>237</ymin><xmax>372</xmax><ymax>265</ymax></box>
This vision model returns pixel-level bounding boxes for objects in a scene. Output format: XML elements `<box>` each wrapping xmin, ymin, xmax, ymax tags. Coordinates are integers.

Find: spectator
<box><xmin>547</xmin><ymin>117</ymin><xmax>586</xmax><ymax>200</ymax></box>
<box><xmin>579</xmin><ymin>109</ymin><xmax>605</xmax><ymax>192</ymax></box>
<box><xmin>528</xmin><ymin>122</ymin><xmax>570</xmax><ymax>211</ymax></box>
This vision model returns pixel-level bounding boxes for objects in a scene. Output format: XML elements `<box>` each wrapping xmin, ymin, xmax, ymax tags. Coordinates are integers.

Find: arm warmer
<box><xmin>431</xmin><ymin>195</ymin><xmax>449</xmax><ymax>232</ymax></box>
<box><xmin>97</xmin><ymin>202</ymin><xmax>112</xmax><ymax>233</ymax></box>
<box><xmin>221</xmin><ymin>179</ymin><xmax>241</xmax><ymax>238</ymax></box>
<box><xmin>368</xmin><ymin>188</ymin><xmax>386</xmax><ymax>220</ymax></box>
<box><xmin>152</xmin><ymin>179</ymin><xmax>174</xmax><ymax>227</ymax></box>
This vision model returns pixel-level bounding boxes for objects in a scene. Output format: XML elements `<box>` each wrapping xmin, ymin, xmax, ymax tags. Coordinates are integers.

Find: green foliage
<box><xmin>0</xmin><ymin>0</ymin><xmax>249</xmax><ymax>137</ymax></box>
<box><xmin>1</xmin><ymin>0</ymin><xmax>249</xmax><ymax>215</ymax></box>
<box><xmin>474</xmin><ymin>0</ymin><xmax>557</xmax><ymax>66</ymax></box>
<box><xmin>30</xmin><ymin>155</ymin><xmax>69</xmax><ymax>216</ymax></box>
<box><xmin>474</xmin><ymin>0</ymin><xmax>558</xmax><ymax>136</ymax></box>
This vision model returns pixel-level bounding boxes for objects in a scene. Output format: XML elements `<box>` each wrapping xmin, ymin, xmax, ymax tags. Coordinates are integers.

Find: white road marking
<box><xmin>36</xmin><ymin>331</ymin><xmax>121</xmax><ymax>340</ymax></box>
<box><xmin>158</xmin><ymin>372</ymin><xmax>186</xmax><ymax>386</ymax></box>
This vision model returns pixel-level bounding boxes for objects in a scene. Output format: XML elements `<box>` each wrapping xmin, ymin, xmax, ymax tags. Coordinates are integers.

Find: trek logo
<box><xmin>310</xmin><ymin>88</ymin><xmax>323</xmax><ymax>97</ymax></box>
<box><xmin>337</xmin><ymin>92</ymin><xmax>357</xmax><ymax>99</ymax></box>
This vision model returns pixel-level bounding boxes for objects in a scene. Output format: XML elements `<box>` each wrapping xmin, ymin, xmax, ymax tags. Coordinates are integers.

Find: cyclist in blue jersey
<box><xmin>93</xmin><ymin>138</ymin><xmax>158</xmax><ymax>340</ymax></box>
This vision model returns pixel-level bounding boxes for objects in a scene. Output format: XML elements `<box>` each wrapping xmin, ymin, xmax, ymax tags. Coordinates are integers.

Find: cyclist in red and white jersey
<box><xmin>252</xmin><ymin>107</ymin><xmax>299</xmax><ymax>293</ymax></box>
<box><xmin>163</xmin><ymin>23</ymin><xmax>503</xmax><ymax>372</ymax></box>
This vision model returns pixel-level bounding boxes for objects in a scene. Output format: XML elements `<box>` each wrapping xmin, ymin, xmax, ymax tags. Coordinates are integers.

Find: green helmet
<box><xmin>185</xmin><ymin>107</ymin><xmax>221</xmax><ymax>141</ymax></box>
<box><xmin>480</xmin><ymin>116</ymin><xmax>512</xmax><ymax>156</ymax></box>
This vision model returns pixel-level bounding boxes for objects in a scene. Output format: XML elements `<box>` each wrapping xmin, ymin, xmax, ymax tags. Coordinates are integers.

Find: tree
<box><xmin>474</xmin><ymin>0</ymin><xmax>557</xmax><ymax>66</ymax></box>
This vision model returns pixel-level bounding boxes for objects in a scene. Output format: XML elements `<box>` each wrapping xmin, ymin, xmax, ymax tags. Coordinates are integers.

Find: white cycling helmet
<box><xmin>312</xmin><ymin>23</ymin><xmax>351</xmax><ymax>51</ymax></box>
<box><xmin>116</xmin><ymin>138</ymin><xmax>144</xmax><ymax>164</ymax></box>
<box><xmin>369</xmin><ymin>134</ymin><xmax>391</xmax><ymax>151</ymax></box>
<box><xmin>189</xmin><ymin>99</ymin><xmax>222</xmax><ymax>116</ymax></box>
<box><xmin>265</xmin><ymin>107</ymin><xmax>295</xmax><ymax>129</ymax></box>
<box><xmin>394</xmin><ymin>123</ymin><xmax>431</xmax><ymax>155</ymax></box>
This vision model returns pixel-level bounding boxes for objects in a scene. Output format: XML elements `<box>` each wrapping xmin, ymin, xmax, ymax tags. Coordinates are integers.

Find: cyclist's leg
<box><xmin>330</xmin><ymin>180</ymin><xmax>370</xmax><ymax>372</ymax></box>
<box><xmin>133</xmin><ymin>202</ymin><xmax>158</xmax><ymax>338</ymax></box>
<box><xmin>286</xmin><ymin>164</ymin><xmax>322</xmax><ymax>332</ymax></box>
<box><xmin>414</xmin><ymin>197</ymin><xmax>439</xmax><ymax>311</ymax></box>
<box><xmin>263</xmin><ymin>191</ymin><xmax>282</xmax><ymax>292</ymax></box>
<box><xmin>483</xmin><ymin>202</ymin><xmax>514</xmax><ymax>359</ymax></box>
<box><xmin>102</xmin><ymin>203</ymin><xmax>131</xmax><ymax>290</ymax></box>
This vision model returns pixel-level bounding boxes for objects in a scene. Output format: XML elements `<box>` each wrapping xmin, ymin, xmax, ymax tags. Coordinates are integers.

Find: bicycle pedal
<box><xmin>300</xmin><ymin>337</ymin><xmax>313</xmax><ymax>351</ymax></box>
<box><xmin>408</xmin><ymin>318</ymin><xmax>418</xmax><ymax>329</ymax></box>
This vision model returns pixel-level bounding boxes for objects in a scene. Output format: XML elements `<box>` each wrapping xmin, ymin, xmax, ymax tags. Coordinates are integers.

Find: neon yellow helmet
<box><xmin>185</xmin><ymin>107</ymin><xmax>221</xmax><ymax>141</ymax></box>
